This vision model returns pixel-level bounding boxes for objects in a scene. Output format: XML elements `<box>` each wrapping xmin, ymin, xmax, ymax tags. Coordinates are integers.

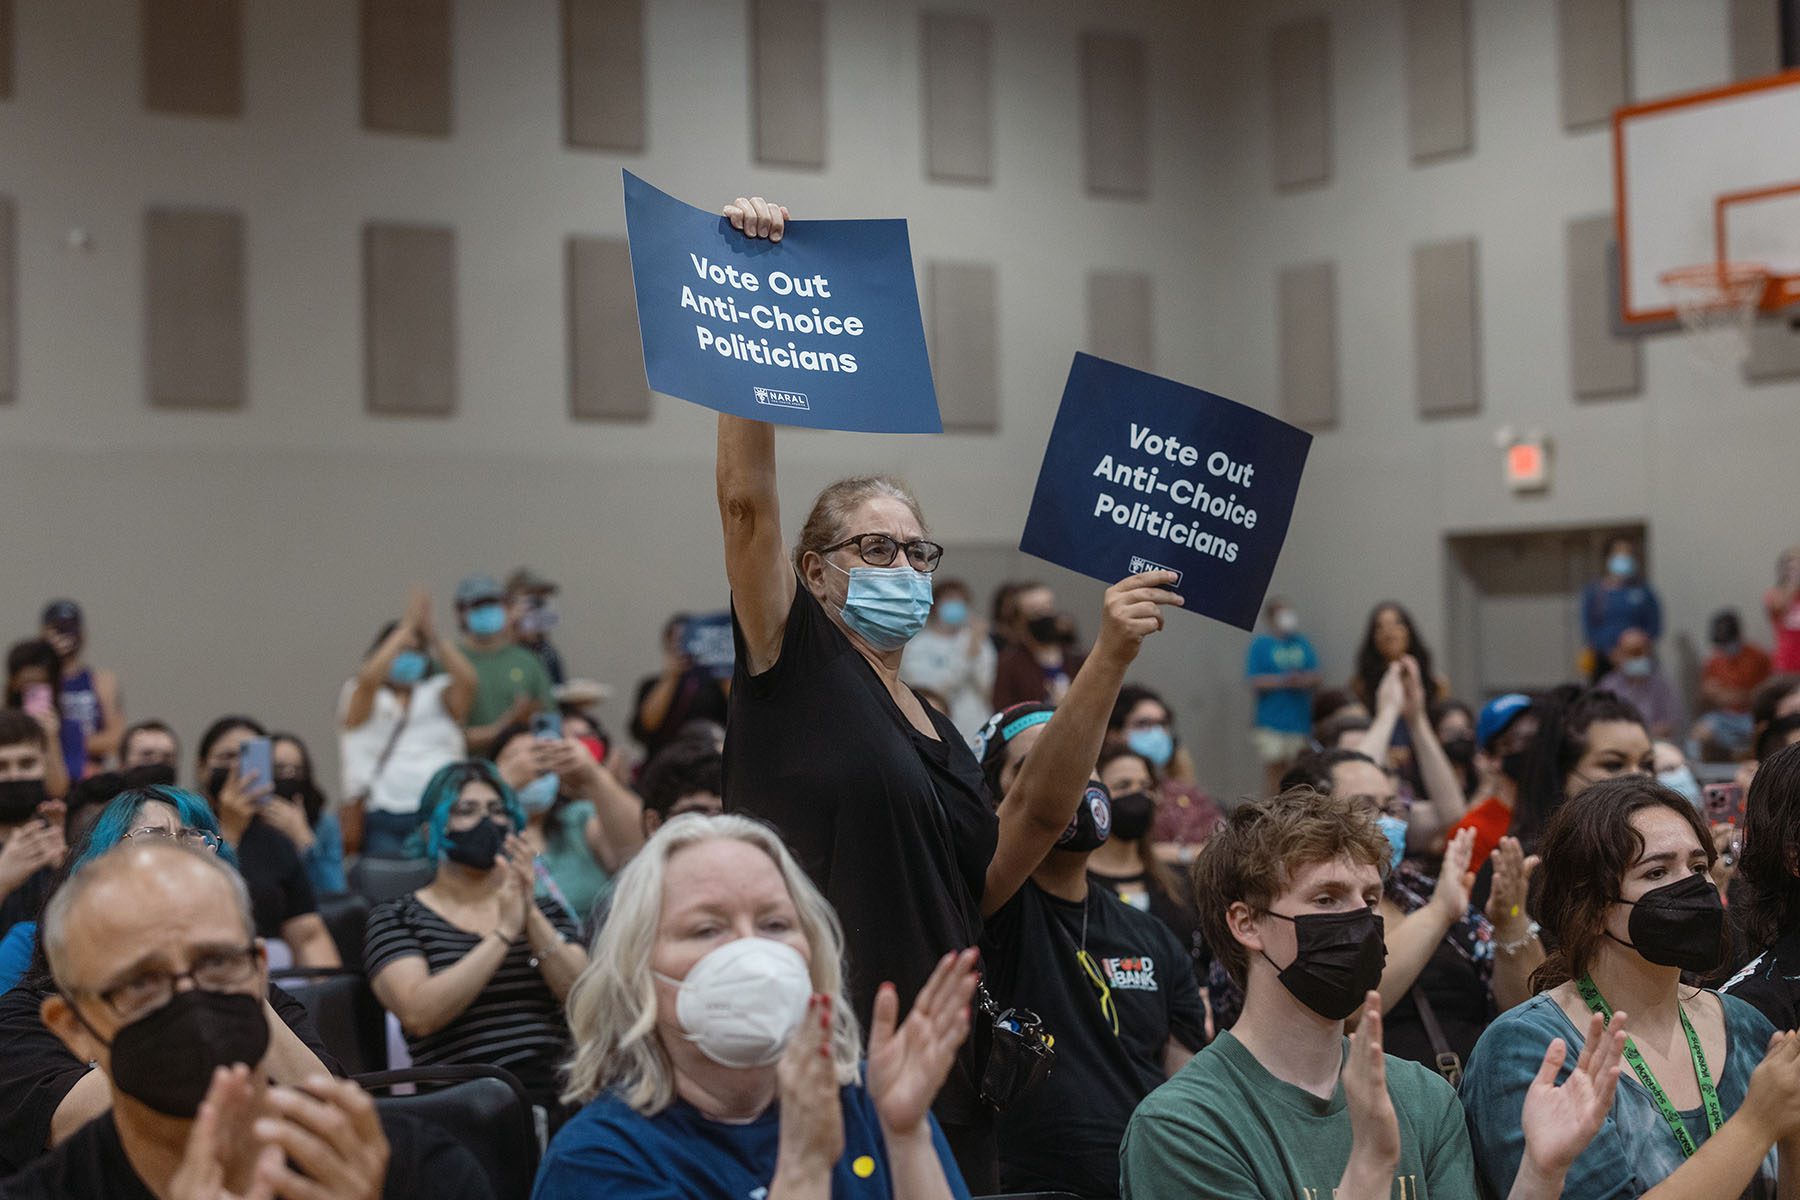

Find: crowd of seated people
<box><xmin>2</xmin><ymin>196</ymin><xmax>1800</xmax><ymax>1199</ymax></box>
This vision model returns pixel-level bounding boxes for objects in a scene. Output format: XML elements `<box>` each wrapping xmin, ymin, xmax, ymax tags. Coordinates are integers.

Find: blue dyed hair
<box><xmin>74</xmin><ymin>786</ymin><xmax>239</xmax><ymax>872</ymax></box>
<box><xmin>421</xmin><ymin>760</ymin><xmax>524</xmax><ymax>859</ymax></box>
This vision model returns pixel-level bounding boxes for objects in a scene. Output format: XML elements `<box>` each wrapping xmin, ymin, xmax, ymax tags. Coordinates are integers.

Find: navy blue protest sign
<box><xmin>681</xmin><ymin>611</ymin><xmax>736</xmax><ymax>680</ymax></box>
<box><xmin>1019</xmin><ymin>353</ymin><xmax>1312</xmax><ymax>631</ymax></box>
<box><xmin>621</xmin><ymin>172</ymin><xmax>941</xmax><ymax>433</ymax></box>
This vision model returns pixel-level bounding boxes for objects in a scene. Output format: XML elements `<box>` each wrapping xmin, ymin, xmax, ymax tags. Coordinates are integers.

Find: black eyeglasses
<box><xmin>76</xmin><ymin>944</ymin><xmax>260</xmax><ymax>1023</ymax></box>
<box><xmin>821</xmin><ymin>533</ymin><xmax>945</xmax><ymax>573</ymax></box>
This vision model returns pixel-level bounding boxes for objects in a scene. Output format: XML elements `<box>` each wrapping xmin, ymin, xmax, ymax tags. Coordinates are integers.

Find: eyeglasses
<box><xmin>1347</xmin><ymin>793</ymin><xmax>1412</xmax><ymax>820</ymax></box>
<box><xmin>1075</xmin><ymin>949</ymin><xmax>1121</xmax><ymax>1037</ymax></box>
<box><xmin>79</xmin><ymin>944</ymin><xmax>260</xmax><ymax>1023</ymax></box>
<box><xmin>449</xmin><ymin>800</ymin><xmax>509</xmax><ymax>821</ymax></box>
<box><xmin>821</xmin><ymin>533</ymin><xmax>945</xmax><ymax>573</ymax></box>
<box><xmin>121</xmin><ymin>825</ymin><xmax>222</xmax><ymax>852</ymax></box>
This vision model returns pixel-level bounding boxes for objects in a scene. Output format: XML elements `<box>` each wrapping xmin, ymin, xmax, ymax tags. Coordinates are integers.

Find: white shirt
<box><xmin>899</xmin><ymin>625</ymin><xmax>998</xmax><ymax>742</ymax></box>
<box><xmin>337</xmin><ymin>674</ymin><xmax>467</xmax><ymax>815</ymax></box>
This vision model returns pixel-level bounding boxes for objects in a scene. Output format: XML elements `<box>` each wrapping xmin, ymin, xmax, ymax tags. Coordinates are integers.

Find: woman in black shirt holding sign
<box><xmin>715</xmin><ymin>195</ymin><xmax>1182</xmax><ymax>1188</ymax></box>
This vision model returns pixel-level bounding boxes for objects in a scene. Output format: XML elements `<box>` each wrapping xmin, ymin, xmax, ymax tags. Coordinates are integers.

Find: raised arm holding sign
<box><xmin>713</xmin><ymin>195</ymin><xmax>1184</xmax><ymax>1191</ymax></box>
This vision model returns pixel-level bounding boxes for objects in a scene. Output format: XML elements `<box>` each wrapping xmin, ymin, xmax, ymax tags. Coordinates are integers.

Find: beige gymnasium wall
<box><xmin>0</xmin><ymin>0</ymin><xmax>1229</xmax><ymax>791</ymax></box>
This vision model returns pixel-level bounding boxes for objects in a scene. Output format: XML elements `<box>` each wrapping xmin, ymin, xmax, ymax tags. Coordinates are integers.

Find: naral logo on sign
<box><xmin>1127</xmin><ymin>556</ymin><xmax>1183</xmax><ymax>587</ymax></box>
<box><xmin>753</xmin><ymin>387</ymin><xmax>810</xmax><ymax>411</ymax></box>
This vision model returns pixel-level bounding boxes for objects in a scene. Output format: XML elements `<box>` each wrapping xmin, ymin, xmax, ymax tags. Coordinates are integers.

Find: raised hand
<box><xmin>868</xmin><ymin>949</ymin><xmax>980</xmax><ymax>1139</ymax></box>
<box><xmin>1340</xmin><ymin>991</ymin><xmax>1401</xmax><ymax>1198</ymax></box>
<box><xmin>1427</xmin><ymin>826</ymin><xmax>1477</xmax><ymax>922</ymax></box>
<box><xmin>404</xmin><ymin>586</ymin><xmax>434</xmax><ymax>641</ymax></box>
<box><xmin>219</xmin><ymin>765</ymin><xmax>272</xmax><ymax>824</ymax></box>
<box><xmin>0</xmin><ymin>820</ymin><xmax>65</xmax><ymax>896</ymax></box>
<box><xmin>1743</xmin><ymin>1030</ymin><xmax>1800</xmax><ymax>1144</ymax></box>
<box><xmin>1093</xmin><ymin>571</ymin><xmax>1185</xmax><ymax>667</ymax></box>
<box><xmin>253</xmin><ymin>1075</ymin><xmax>390</xmax><ymax>1200</ymax></box>
<box><xmin>258</xmin><ymin>795</ymin><xmax>315</xmax><ymax>855</ymax></box>
<box><xmin>774</xmin><ymin>993</ymin><xmax>846</xmax><ymax>1184</ymax></box>
<box><xmin>494</xmin><ymin>847</ymin><xmax>530</xmax><ymax>941</ymax></box>
<box><xmin>1519</xmin><ymin>1012</ymin><xmax>1624</xmax><ymax>1183</ymax></box>
<box><xmin>1398</xmin><ymin>655</ymin><xmax>1427</xmax><ymax>722</ymax></box>
<box><xmin>1374</xmin><ymin>662</ymin><xmax>1406</xmax><ymax>717</ymax></box>
<box><xmin>725</xmin><ymin>196</ymin><xmax>790</xmax><ymax>242</ymax></box>
<box><xmin>1485</xmin><ymin>836</ymin><xmax>1540</xmax><ymax>934</ymax></box>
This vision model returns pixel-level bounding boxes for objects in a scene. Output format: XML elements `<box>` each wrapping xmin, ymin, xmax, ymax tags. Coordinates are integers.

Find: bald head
<box><xmin>42</xmin><ymin>841</ymin><xmax>255</xmax><ymax>991</ymax></box>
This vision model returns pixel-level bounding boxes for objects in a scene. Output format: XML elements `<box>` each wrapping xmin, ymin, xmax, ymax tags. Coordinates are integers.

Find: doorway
<box><xmin>1444</xmin><ymin>522</ymin><xmax>1647</xmax><ymax>701</ymax></box>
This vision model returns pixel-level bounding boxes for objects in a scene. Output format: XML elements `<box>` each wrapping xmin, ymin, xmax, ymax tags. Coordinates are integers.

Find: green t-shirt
<box><xmin>1120</xmin><ymin>1030</ymin><xmax>1475</xmax><ymax>1200</ymax></box>
<box><xmin>462</xmin><ymin>642</ymin><xmax>556</xmax><ymax>728</ymax></box>
<box><xmin>537</xmin><ymin>799</ymin><xmax>612</xmax><ymax>925</ymax></box>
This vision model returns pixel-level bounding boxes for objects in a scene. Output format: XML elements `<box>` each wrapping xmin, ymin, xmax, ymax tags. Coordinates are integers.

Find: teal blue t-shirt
<box><xmin>1245</xmin><ymin>634</ymin><xmax>1318</xmax><ymax>734</ymax></box>
<box><xmin>1460</xmin><ymin>990</ymin><xmax>1777</xmax><ymax>1199</ymax></box>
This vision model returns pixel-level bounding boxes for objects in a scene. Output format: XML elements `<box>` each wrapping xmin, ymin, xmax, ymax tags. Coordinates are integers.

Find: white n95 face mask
<box><xmin>657</xmin><ymin>937</ymin><xmax>814</xmax><ymax>1068</ymax></box>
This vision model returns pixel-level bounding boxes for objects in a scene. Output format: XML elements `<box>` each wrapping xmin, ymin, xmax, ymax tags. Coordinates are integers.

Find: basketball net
<box><xmin>1658</xmin><ymin>262</ymin><xmax>1770</xmax><ymax>368</ymax></box>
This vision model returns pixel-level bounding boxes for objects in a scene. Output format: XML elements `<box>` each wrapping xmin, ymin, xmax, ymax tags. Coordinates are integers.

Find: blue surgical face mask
<box><xmin>1621</xmin><ymin>656</ymin><xmax>1653</xmax><ymax>677</ymax></box>
<box><xmin>389</xmin><ymin>650</ymin><xmax>429</xmax><ymax>686</ymax></box>
<box><xmin>830</xmin><ymin>562</ymin><xmax>933</xmax><ymax>652</ymax></box>
<box><xmin>1126</xmin><ymin>726</ymin><xmax>1175</xmax><ymax>769</ymax></box>
<box><xmin>1658</xmin><ymin>765</ymin><xmax>1703</xmax><ymax>809</ymax></box>
<box><xmin>937</xmin><ymin>599</ymin><xmax>969</xmax><ymax>628</ymax></box>
<box><xmin>517</xmin><ymin>772</ymin><xmax>559</xmax><ymax>814</ymax></box>
<box><xmin>465</xmin><ymin>603</ymin><xmax>507</xmax><ymax>638</ymax></box>
<box><xmin>1608</xmin><ymin>553</ymin><xmax>1637</xmax><ymax>578</ymax></box>
<box><xmin>1376</xmin><ymin>814</ymin><xmax>1407</xmax><ymax>877</ymax></box>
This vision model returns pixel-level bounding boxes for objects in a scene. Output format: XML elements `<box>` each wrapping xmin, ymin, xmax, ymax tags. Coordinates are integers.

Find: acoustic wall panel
<box><xmin>364</xmin><ymin>224</ymin><xmax>456</xmax><ymax>416</ymax></box>
<box><xmin>1557</xmin><ymin>0</ymin><xmax>1629</xmax><ymax>131</ymax></box>
<box><xmin>1413</xmin><ymin>237</ymin><xmax>1481</xmax><ymax>417</ymax></box>
<box><xmin>361</xmin><ymin>0</ymin><xmax>452</xmax><ymax>136</ymax></box>
<box><xmin>1081</xmin><ymin>32</ymin><xmax>1149</xmax><ymax>199</ymax></box>
<box><xmin>567</xmin><ymin>236</ymin><xmax>652</xmax><ymax>420</ymax></box>
<box><xmin>927</xmin><ymin>261</ymin><xmax>997</xmax><ymax>432</ymax></box>
<box><xmin>922</xmin><ymin>12</ymin><xmax>991</xmax><ymax>183</ymax></box>
<box><xmin>143</xmin><ymin>0</ymin><xmax>242</xmax><ymax>117</ymax></box>
<box><xmin>145</xmin><ymin>207</ymin><xmax>245</xmax><ymax>410</ymax></box>
<box><xmin>752</xmin><ymin>0</ymin><xmax>825</xmax><ymax>168</ymax></box>
<box><xmin>1277</xmin><ymin>262</ymin><xmax>1338</xmax><ymax>430</ymax></box>
<box><xmin>564</xmin><ymin>0</ymin><xmax>645</xmax><ymax>151</ymax></box>
<box><xmin>1087</xmin><ymin>270</ymin><xmax>1154</xmax><ymax>372</ymax></box>
<box><xmin>1402</xmin><ymin>0</ymin><xmax>1471</xmax><ymax>161</ymax></box>
<box><xmin>1744</xmin><ymin>321</ymin><xmax>1800</xmax><ymax>382</ymax></box>
<box><xmin>1730</xmin><ymin>0</ymin><xmax>1784</xmax><ymax>81</ymax></box>
<box><xmin>0</xmin><ymin>0</ymin><xmax>14</xmax><ymax>100</ymax></box>
<box><xmin>0</xmin><ymin>198</ymin><xmax>13</xmax><ymax>405</ymax></box>
<box><xmin>1269</xmin><ymin>17</ymin><xmax>1332</xmax><ymax>190</ymax></box>
<box><xmin>1565</xmin><ymin>214</ymin><xmax>1641</xmax><ymax>398</ymax></box>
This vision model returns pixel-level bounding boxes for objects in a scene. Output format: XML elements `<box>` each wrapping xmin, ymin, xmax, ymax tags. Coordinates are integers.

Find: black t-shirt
<box><xmin>234</xmin><ymin>816</ymin><xmax>319</xmax><ymax>938</ymax></box>
<box><xmin>0</xmin><ymin>977</ymin><xmax>340</xmax><ymax>1176</ymax></box>
<box><xmin>630</xmin><ymin>669</ymin><xmax>729</xmax><ymax>757</ymax></box>
<box><xmin>1087</xmin><ymin>866</ymin><xmax>1211</xmax><ymax>985</ymax></box>
<box><xmin>723</xmin><ymin>581</ymin><xmax>998</xmax><ymax>1027</ymax></box>
<box><xmin>1382</xmin><ymin>935</ymin><xmax>1495</xmax><ymax>1070</ymax></box>
<box><xmin>1724</xmin><ymin>926</ymin><xmax>1800</xmax><ymax>1031</ymax></box>
<box><xmin>0</xmin><ymin>1108</ymin><xmax>496</xmax><ymax>1200</ymax></box>
<box><xmin>981</xmin><ymin>880</ymin><xmax>1206</xmax><ymax>1198</ymax></box>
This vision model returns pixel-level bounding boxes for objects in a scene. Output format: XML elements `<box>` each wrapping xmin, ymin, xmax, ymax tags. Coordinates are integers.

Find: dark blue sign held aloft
<box><xmin>681</xmin><ymin>611</ymin><xmax>736</xmax><ymax>681</ymax></box>
<box><xmin>1019</xmin><ymin>353</ymin><xmax>1312</xmax><ymax>632</ymax></box>
<box><xmin>621</xmin><ymin>171</ymin><xmax>942</xmax><ymax>433</ymax></box>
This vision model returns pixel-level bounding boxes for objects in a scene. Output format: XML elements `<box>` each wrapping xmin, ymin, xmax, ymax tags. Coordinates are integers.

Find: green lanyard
<box><xmin>1577</xmin><ymin>975</ymin><xmax>1722</xmax><ymax>1158</ymax></box>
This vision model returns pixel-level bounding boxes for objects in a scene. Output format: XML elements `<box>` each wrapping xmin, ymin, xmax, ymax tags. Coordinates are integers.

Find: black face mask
<box><xmin>443</xmin><ymin>818</ymin><xmax>508</xmax><ymax>870</ymax></box>
<box><xmin>0</xmin><ymin>778</ymin><xmax>48</xmax><ymax>824</ymax></box>
<box><xmin>1442</xmin><ymin>737</ymin><xmax>1476</xmax><ymax>767</ymax></box>
<box><xmin>1609</xmin><ymin>872</ymin><xmax>1726</xmax><ymax>973</ymax></box>
<box><xmin>1110</xmin><ymin>791</ymin><xmax>1156</xmax><ymax>842</ymax></box>
<box><xmin>1056</xmin><ymin>786</ymin><xmax>1112</xmax><ymax>853</ymax></box>
<box><xmin>204</xmin><ymin>766</ymin><xmax>231</xmax><ymax>803</ymax></box>
<box><xmin>1261</xmin><ymin>907</ymin><xmax>1388</xmax><ymax>1021</ymax></box>
<box><xmin>1499</xmin><ymin>750</ymin><xmax>1529</xmax><ymax>785</ymax></box>
<box><xmin>1026</xmin><ymin>615</ymin><xmax>1072</xmax><ymax>646</ymax></box>
<box><xmin>104</xmin><ymin>989</ymin><xmax>271</xmax><ymax>1117</ymax></box>
<box><xmin>122</xmin><ymin>763</ymin><xmax>177</xmax><ymax>790</ymax></box>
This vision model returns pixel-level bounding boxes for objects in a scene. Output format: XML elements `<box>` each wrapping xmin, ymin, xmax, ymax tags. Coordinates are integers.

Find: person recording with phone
<box><xmin>196</xmin><ymin>717</ymin><xmax>339</xmax><ymax>969</ymax></box>
<box><xmin>365</xmin><ymin>760</ymin><xmax>585</xmax><ymax>1114</ymax></box>
<box><xmin>631</xmin><ymin>613</ymin><xmax>731</xmax><ymax>762</ymax></box>
<box><xmin>0</xmin><ymin>711</ymin><xmax>67</xmax><ymax>942</ymax></box>
<box><xmin>4</xmin><ymin>643</ymin><xmax>72</xmax><ymax>800</ymax></box>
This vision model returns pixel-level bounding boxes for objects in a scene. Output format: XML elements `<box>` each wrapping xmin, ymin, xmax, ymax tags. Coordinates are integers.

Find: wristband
<box><xmin>1495</xmin><ymin>920</ymin><xmax>1540</xmax><ymax>954</ymax></box>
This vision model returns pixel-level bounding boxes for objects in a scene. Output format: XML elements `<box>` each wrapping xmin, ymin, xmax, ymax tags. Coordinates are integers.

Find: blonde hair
<box><xmin>792</xmin><ymin>475</ymin><xmax>926</xmax><ymax>572</ymax></box>
<box><xmin>560</xmin><ymin>813</ymin><xmax>863</xmax><ymax>1112</ymax></box>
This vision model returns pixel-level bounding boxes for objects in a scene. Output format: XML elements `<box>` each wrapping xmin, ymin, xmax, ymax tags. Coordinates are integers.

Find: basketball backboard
<box><xmin>1613</xmin><ymin>69</ymin><xmax>1800</xmax><ymax>328</ymax></box>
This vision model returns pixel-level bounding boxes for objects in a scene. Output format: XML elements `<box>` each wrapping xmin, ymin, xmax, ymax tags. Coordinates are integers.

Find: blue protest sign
<box><xmin>1019</xmin><ymin>353</ymin><xmax>1312</xmax><ymax>632</ymax></box>
<box><xmin>621</xmin><ymin>172</ymin><xmax>941</xmax><ymax>433</ymax></box>
<box><xmin>681</xmin><ymin>611</ymin><xmax>737</xmax><ymax>680</ymax></box>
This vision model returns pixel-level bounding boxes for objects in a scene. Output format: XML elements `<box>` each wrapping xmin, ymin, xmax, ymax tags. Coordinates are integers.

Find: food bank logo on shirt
<box><xmin>1101</xmin><ymin>956</ymin><xmax>1158</xmax><ymax>991</ymax></box>
<box><xmin>1298</xmin><ymin>1174</ymin><xmax>1420</xmax><ymax>1200</ymax></box>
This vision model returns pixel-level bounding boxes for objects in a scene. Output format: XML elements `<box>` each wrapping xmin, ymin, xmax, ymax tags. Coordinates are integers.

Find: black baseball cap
<box><xmin>41</xmin><ymin>600</ymin><xmax>83</xmax><ymax>631</ymax></box>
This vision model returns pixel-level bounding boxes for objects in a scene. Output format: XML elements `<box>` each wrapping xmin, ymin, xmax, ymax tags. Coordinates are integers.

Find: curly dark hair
<box><xmin>1352</xmin><ymin>602</ymin><xmax>1441</xmax><ymax>711</ymax></box>
<box><xmin>1740</xmin><ymin>742</ymin><xmax>1800</xmax><ymax>954</ymax></box>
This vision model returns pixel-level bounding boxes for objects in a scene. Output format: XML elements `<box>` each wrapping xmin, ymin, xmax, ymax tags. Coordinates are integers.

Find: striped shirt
<box><xmin>364</xmin><ymin>892</ymin><xmax>577</xmax><ymax>1107</ymax></box>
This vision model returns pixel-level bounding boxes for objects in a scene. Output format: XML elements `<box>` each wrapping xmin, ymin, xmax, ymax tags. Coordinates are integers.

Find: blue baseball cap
<box><xmin>1476</xmin><ymin>693</ymin><xmax>1532</xmax><ymax>751</ymax></box>
<box><xmin>454</xmin><ymin>575</ymin><xmax>505</xmax><ymax>607</ymax></box>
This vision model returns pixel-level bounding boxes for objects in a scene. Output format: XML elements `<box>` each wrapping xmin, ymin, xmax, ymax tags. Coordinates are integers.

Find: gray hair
<box><xmin>42</xmin><ymin>841</ymin><xmax>256</xmax><ymax>987</ymax></box>
<box><xmin>791</xmin><ymin>475</ymin><xmax>926</xmax><ymax>572</ymax></box>
<box><xmin>560</xmin><ymin>813</ymin><xmax>862</xmax><ymax>1112</ymax></box>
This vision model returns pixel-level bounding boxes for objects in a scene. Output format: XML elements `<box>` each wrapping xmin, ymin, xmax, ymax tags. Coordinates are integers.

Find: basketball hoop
<box><xmin>1657</xmin><ymin>262</ymin><xmax>1771</xmax><ymax>367</ymax></box>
